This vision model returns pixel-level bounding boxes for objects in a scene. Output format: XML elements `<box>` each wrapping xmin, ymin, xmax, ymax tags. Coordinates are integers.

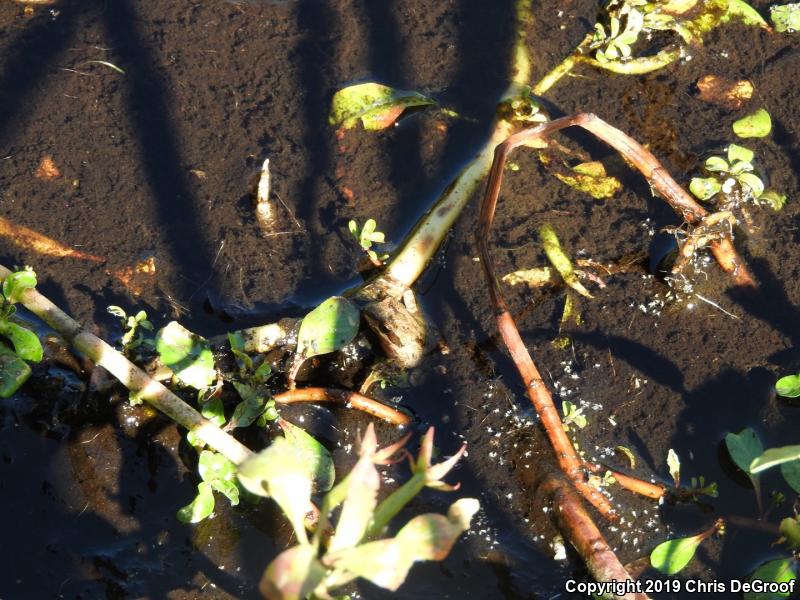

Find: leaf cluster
<box><xmin>0</xmin><ymin>268</ymin><xmax>43</xmax><ymax>398</ymax></box>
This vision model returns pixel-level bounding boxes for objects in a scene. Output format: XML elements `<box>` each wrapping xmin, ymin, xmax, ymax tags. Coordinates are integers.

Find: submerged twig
<box><xmin>273</xmin><ymin>387</ymin><xmax>411</xmax><ymax>426</ymax></box>
<box><xmin>540</xmin><ymin>474</ymin><xmax>649</xmax><ymax>600</ymax></box>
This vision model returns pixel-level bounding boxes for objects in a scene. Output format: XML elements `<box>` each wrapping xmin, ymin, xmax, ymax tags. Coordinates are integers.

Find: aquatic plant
<box><xmin>239</xmin><ymin>424</ymin><xmax>478</xmax><ymax>599</ymax></box>
<box><xmin>0</xmin><ymin>268</ymin><xmax>42</xmax><ymax>397</ymax></box>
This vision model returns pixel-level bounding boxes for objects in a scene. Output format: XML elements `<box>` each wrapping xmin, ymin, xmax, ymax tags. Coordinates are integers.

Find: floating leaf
<box><xmin>771</xmin><ymin>4</ymin><xmax>800</xmax><ymax>33</ymax></box>
<box><xmin>259</xmin><ymin>544</ymin><xmax>327</xmax><ymax>600</ymax></box>
<box><xmin>155</xmin><ymin>322</ymin><xmax>216</xmax><ymax>390</ymax></box>
<box><xmin>539</xmin><ymin>224</ymin><xmax>592</xmax><ymax>298</ymax></box>
<box><xmin>775</xmin><ymin>373</ymin><xmax>800</xmax><ymax>398</ymax></box>
<box><xmin>330</xmin><ymin>82</ymin><xmax>436</xmax><ymax>131</ymax></box>
<box><xmin>650</xmin><ymin>533</ymin><xmax>703</xmax><ymax>575</ymax></box>
<box><xmin>279</xmin><ymin>419</ymin><xmax>335</xmax><ymax>493</ymax></box>
<box><xmin>689</xmin><ymin>177</ymin><xmax>722</xmax><ymax>201</ymax></box>
<box><xmin>725</xmin><ymin>428</ymin><xmax>763</xmax><ymax>508</ymax></box>
<box><xmin>738</xmin><ymin>172</ymin><xmax>766</xmax><ymax>197</ymax></box>
<box><xmin>728</xmin><ymin>144</ymin><xmax>755</xmax><ymax>164</ymax></box>
<box><xmin>733</xmin><ymin>108</ymin><xmax>772</xmax><ymax>138</ymax></box>
<box><xmin>744</xmin><ymin>558</ymin><xmax>796</xmax><ymax>600</ymax></box>
<box><xmin>296</xmin><ymin>296</ymin><xmax>360</xmax><ymax>359</ymax></box>
<box><xmin>328</xmin><ymin>498</ymin><xmax>480</xmax><ymax>591</ymax></box>
<box><xmin>554</xmin><ymin>161</ymin><xmax>622</xmax><ymax>199</ymax></box>
<box><xmin>751</xmin><ymin>445</ymin><xmax>800</xmax><ymax>474</ymax></box>
<box><xmin>0</xmin><ymin>321</ymin><xmax>42</xmax><ymax>362</ymax></box>
<box><xmin>0</xmin><ymin>343</ymin><xmax>32</xmax><ymax>398</ymax></box>
<box><xmin>237</xmin><ymin>437</ymin><xmax>312</xmax><ymax>543</ymax></box>
<box><xmin>667</xmin><ymin>448</ymin><xmax>681</xmax><ymax>487</ymax></box>
<box><xmin>2</xmin><ymin>269</ymin><xmax>36</xmax><ymax>304</ymax></box>
<box><xmin>705</xmin><ymin>156</ymin><xmax>729</xmax><ymax>172</ymax></box>
<box><xmin>177</xmin><ymin>481</ymin><xmax>215</xmax><ymax>523</ymax></box>
<box><xmin>780</xmin><ymin>460</ymin><xmax>800</xmax><ymax>494</ymax></box>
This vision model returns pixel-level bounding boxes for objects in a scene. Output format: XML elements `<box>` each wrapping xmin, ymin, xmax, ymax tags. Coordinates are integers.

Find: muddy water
<box><xmin>1</xmin><ymin>1</ymin><xmax>800</xmax><ymax>599</ymax></box>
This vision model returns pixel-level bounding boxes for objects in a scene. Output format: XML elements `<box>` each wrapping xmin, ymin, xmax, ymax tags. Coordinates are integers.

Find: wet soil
<box><xmin>1</xmin><ymin>1</ymin><xmax>800</xmax><ymax>598</ymax></box>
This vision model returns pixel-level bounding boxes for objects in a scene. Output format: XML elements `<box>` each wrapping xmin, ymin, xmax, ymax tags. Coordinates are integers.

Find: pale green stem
<box><xmin>376</xmin><ymin>0</ymin><xmax>533</xmax><ymax>289</ymax></box>
<box><xmin>0</xmin><ymin>264</ymin><xmax>254</xmax><ymax>465</ymax></box>
<box><xmin>576</xmin><ymin>47</ymin><xmax>682</xmax><ymax>75</ymax></box>
<box><xmin>364</xmin><ymin>472</ymin><xmax>426</xmax><ymax>538</ymax></box>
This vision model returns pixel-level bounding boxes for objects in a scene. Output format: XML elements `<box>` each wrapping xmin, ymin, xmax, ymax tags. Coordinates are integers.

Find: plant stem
<box><xmin>373</xmin><ymin>0</ymin><xmax>533</xmax><ymax>290</ymax></box>
<box><xmin>0</xmin><ymin>263</ymin><xmax>254</xmax><ymax>466</ymax></box>
<box><xmin>541</xmin><ymin>474</ymin><xmax>650</xmax><ymax>600</ymax></box>
<box><xmin>273</xmin><ymin>387</ymin><xmax>411</xmax><ymax>426</ymax></box>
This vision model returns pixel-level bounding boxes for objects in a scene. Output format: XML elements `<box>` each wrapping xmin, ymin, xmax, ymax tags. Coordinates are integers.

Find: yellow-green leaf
<box><xmin>539</xmin><ymin>224</ymin><xmax>592</xmax><ymax>298</ymax></box>
<box><xmin>554</xmin><ymin>161</ymin><xmax>622</xmax><ymax>199</ymax></box>
<box><xmin>330</xmin><ymin>82</ymin><xmax>436</xmax><ymax>130</ymax></box>
<box><xmin>733</xmin><ymin>108</ymin><xmax>772</xmax><ymax>138</ymax></box>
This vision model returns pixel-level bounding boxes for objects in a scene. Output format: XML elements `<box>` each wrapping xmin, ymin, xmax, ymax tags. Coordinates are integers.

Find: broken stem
<box><xmin>0</xmin><ymin>263</ymin><xmax>254</xmax><ymax>466</ymax></box>
<box><xmin>273</xmin><ymin>387</ymin><xmax>411</xmax><ymax>426</ymax></box>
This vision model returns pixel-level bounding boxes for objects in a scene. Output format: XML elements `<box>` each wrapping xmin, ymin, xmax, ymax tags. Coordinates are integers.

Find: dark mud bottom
<box><xmin>1</xmin><ymin>1</ymin><xmax>800</xmax><ymax>599</ymax></box>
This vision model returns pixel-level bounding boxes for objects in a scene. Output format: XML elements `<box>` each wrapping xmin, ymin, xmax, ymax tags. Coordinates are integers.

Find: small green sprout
<box><xmin>689</xmin><ymin>143</ymin><xmax>785</xmax><ymax>210</ymax></box>
<box><xmin>349</xmin><ymin>218</ymin><xmax>388</xmax><ymax>265</ymax></box>
<box><xmin>592</xmin><ymin>2</ymin><xmax>645</xmax><ymax>63</ymax></box>
<box><xmin>650</xmin><ymin>519</ymin><xmax>724</xmax><ymax>575</ymax></box>
<box><xmin>107</xmin><ymin>305</ymin><xmax>153</xmax><ymax>354</ymax></box>
<box><xmin>667</xmin><ymin>448</ymin><xmax>681</xmax><ymax>488</ymax></box>
<box><xmin>562</xmin><ymin>400</ymin><xmax>588</xmax><ymax>431</ymax></box>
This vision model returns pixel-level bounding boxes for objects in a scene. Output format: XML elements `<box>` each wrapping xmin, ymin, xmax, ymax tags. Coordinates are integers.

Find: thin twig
<box><xmin>273</xmin><ymin>387</ymin><xmax>412</xmax><ymax>426</ymax></box>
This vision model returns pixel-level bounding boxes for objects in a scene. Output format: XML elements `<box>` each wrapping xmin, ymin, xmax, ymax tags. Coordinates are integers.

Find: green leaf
<box><xmin>780</xmin><ymin>516</ymin><xmax>800</xmax><ymax>549</ymax></box>
<box><xmin>744</xmin><ymin>558</ymin><xmax>796</xmax><ymax>600</ymax></box>
<box><xmin>780</xmin><ymin>460</ymin><xmax>800</xmax><ymax>494</ymax></box>
<box><xmin>2</xmin><ymin>269</ymin><xmax>36</xmax><ymax>304</ymax></box>
<box><xmin>155</xmin><ymin>321</ymin><xmax>216</xmax><ymax>390</ymax></box>
<box><xmin>0</xmin><ymin>321</ymin><xmax>42</xmax><ymax>362</ymax></box>
<box><xmin>296</xmin><ymin>296</ymin><xmax>360</xmax><ymax>359</ymax></box>
<box><xmin>177</xmin><ymin>481</ymin><xmax>215</xmax><ymax>523</ymax></box>
<box><xmin>725</xmin><ymin>428</ymin><xmax>763</xmax><ymax>507</ymax></box>
<box><xmin>705</xmin><ymin>156</ymin><xmax>730</xmax><ymax>172</ymax></box>
<box><xmin>554</xmin><ymin>161</ymin><xmax>622</xmax><ymax>199</ymax></box>
<box><xmin>259</xmin><ymin>544</ymin><xmax>327</xmax><ymax>600</ymax></box>
<box><xmin>230</xmin><ymin>382</ymin><xmax>266</xmax><ymax>429</ymax></box>
<box><xmin>328</xmin><ymin>498</ymin><xmax>480</xmax><ymax>591</ymax></box>
<box><xmin>199</xmin><ymin>450</ymin><xmax>240</xmax><ymax>506</ymax></box>
<box><xmin>737</xmin><ymin>172</ymin><xmax>765</xmax><ymax>197</ymax></box>
<box><xmin>328</xmin><ymin>443</ymin><xmax>381</xmax><ymax>552</ymax></box>
<box><xmin>279</xmin><ymin>419</ymin><xmax>335</xmax><ymax>493</ymax></box>
<box><xmin>237</xmin><ymin>437</ymin><xmax>312</xmax><ymax>543</ymax></box>
<box><xmin>751</xmin><ymin>445</ymin><xmax>800</xmax><ymax>473</ymax></box>
<box><xmin>726</xmin><ymin>0</ymin><xmax>768</xmax><ymax>26</ymax></box>
<box><xmin>775</xmin><ymin>373</ymin><xmax>800</xmax><ymax>398</ymax></box>
<box><xmin>650</xmin><ymin>534</ymin><xmax>703</xmax><ymax>575</ymax></box>
<box><xmin>771</xmin><ymin>4</ymin><xmax>800</xmax><ymax>33</ymax></box>
<box><xmin>539</xmin><ymin>224</ymin><xmax>592</xmax><ymax>298</ymax></box>
<box><xmin>200</xmin><ymin>396</ymin><xmax>226</xmax><ymax>427</ymax></box>
<box><xmin>689</xmin><ymin>177</ymin><xmax>722</xmax><ymax>201</ymax></box>
<box><xmin>727</xmin><ymin>144</ymin><xmax>755</xmax><ymax>164</ymax></box>
<box><xmin>760</xmin><ymin>190</ymin><xmax>787</xmax><ymax>211</ymax></box>
<box><xmin>0</xmin><ymin>343</ymin><xmax>32</xmax><ymax>398</ymax></box>
<box><xmin>733</xmin><ymin>108</ymin><xmax>772</xmax><ymax>138</ymax></box>
<box><xmin>329</xmin><ymin>82</ymin><xmax>436</xmax><ymax>130</ymax></box>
